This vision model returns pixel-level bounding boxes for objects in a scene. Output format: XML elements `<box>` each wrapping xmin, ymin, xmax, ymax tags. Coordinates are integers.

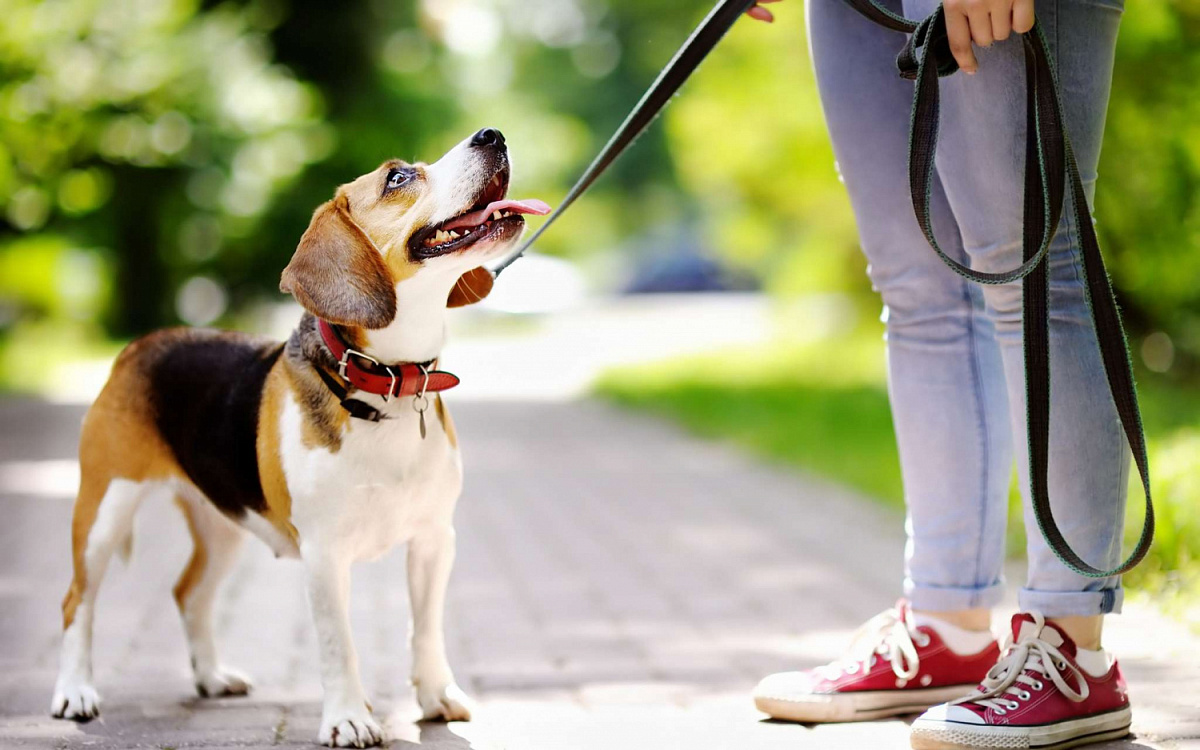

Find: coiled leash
<box><xmin>494</xmin><ymin>0</ymin><xmax>1153</xmax><ymax>578</ymax></box>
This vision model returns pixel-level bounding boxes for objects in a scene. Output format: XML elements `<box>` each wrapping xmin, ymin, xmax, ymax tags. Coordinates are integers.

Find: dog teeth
<box><xmin>426</xmin><ymin>227</ymin><xmax>471</xmax><ymax>247</ymax></box>
<box><xmin>427</xmin><ymin>219</ymin><xmax>499</xmax><ymax>248</ymax></box>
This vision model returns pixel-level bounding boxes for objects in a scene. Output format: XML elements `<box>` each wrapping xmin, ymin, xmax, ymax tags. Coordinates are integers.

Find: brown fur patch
<box><xmin>286</xmin><ymin>365</ymin><xmax>349</xmax><ymax>453</ymax></box>
<box><xmin>299</xmin><ymin>397</ymin><xmax>349</xmax><ymax>451</ymax></box>
<box><xmin>172</xmin><ymin>496</ymin><xmax>207</xmax><ymax>607</ymax></box>
<box><xmin>435</xmin><ymin>395</ymin><xmax>457</xmax><ymax>448</ymax></box>
<box><xmin>63</xmin><ymin>335</ymin><xmax>182</xmax><ymax>629</ymax></box>
<box><xmin>338</xmin><ymin>164</ymin><xmax>424</xmax><ymax>284</ymax></box>
<box><xmin>332</xmin><ymin>323</ymin><xmax>369</xmax><ymax>353</ymax></box>
<box><xmin>385</xmin><ymin>245</ymin><xmax>421</xmax><ymax>285</ymax></box>
<box><xmin>280</xmin><ymin>314</ymin><xmax>358</xmax><ymax>454</ymax></box>
<box><xmin>281</xmin><ymin>194</ymin><xmax>397</xmax><ymax>329</ymax></box>
<box><xmin>256</xmin><ymin>360</ymin><xmax>302</xmax><ymax>547</ymax></box>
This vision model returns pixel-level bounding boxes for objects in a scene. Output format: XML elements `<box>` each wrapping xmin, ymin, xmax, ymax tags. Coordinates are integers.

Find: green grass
<box><xmin>596</xmin><ymin>322</ymin><xmax>1200</xmax><ymax>620</ymax></box>
<box><xmin>599</xmin><ymin>324</ymin><xmax>905</xmax><ymax>509</ymax></box>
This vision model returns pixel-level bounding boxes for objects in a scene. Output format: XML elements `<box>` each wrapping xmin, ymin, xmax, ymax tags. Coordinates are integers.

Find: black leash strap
<box><xmin>314</xmin><ymin>364</ymin><xmax>386</xmax><ymax>422</ymax></box>
<box><xmin>495</xmin><ymin>0</ymin><xmax>1152</xmax><ymax>578</ymax></box>
<box><xmin>492</xmin><ymin>0</ymin><xmax>758</xmax><ymax>276</ymax></box>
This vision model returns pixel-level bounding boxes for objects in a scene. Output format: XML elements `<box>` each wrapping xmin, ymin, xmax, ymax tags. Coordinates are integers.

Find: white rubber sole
<box><xmin>754</xmin><ymin>684</ymin><xmax>979</xmax><ymax>723</ymax></box>
<box><xmin>910</xmin><ymin>705</ymin><xmax>1132</xmax><ymax>750</ymax></box>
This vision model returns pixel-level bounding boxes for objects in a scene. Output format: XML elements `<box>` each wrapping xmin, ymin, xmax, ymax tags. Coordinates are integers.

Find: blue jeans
<box><xmin>806</xmin><ymin>0</ymin><xmax>1128</xmax><ymax>616</ymax></box>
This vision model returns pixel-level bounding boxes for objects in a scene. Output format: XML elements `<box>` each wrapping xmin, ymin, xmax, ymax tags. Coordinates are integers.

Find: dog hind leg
<box><xmin>52</xmin><ymin>477</ymin><xmax>150</xmax><ymax>721</ymax></box>
<box><xmin>174</xmin><ymin>492</ymin><xmax>251</xmax><ymax>698</ymax></box>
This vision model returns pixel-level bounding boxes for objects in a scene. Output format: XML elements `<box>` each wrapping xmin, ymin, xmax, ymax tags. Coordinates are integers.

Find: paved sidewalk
<box><xmin>0</xmin><ymin>398</ymin><xmax>1197</xmax><ymax>749</ymax></box>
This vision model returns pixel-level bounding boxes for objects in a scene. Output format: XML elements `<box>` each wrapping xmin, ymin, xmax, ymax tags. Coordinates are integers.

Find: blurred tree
<box><xmin>1094</xmin><ymin>0</ymin><xmax>1200</xmax><ymax>374</ymax></box>
<box><xmin>0</xmin><ymin>0</ymin><xmax>1196</xmax><ymax>385</ymax></box>
<box><xmin>0</xmin><ymin>0</ymin><xmax>327</xmax><ymax>334</ymax></box>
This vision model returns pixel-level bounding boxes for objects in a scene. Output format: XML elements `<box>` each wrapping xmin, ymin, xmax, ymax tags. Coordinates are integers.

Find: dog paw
<box><xmin>417</xmin><ymin>682</ymin><xmax>474</xmax><ymax>722</ymax></box>
<box><xmin>50</xmin><ymin>680</ymin><xmax>100</xmax><ymax>722</ymax></box>
<box><xmin>318</xmin><ymin>706</ymin><xmax>383</xmax><ymax>748</ymax></box>
<box><xmin>195</xmin><ymin>666</ymin><xmax>253</xmax><ymax>698</ymax></box>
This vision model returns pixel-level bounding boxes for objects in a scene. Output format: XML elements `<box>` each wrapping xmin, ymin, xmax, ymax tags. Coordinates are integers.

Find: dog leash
<box><xmin>491</xmin><ymin>0</ymin><xmax>759</xmax><ymax>276</ymax></box>
<box><xmin>495</xmin><ymin>0</ymin><xmax>1153</xmax><ymax>578</ymax></box>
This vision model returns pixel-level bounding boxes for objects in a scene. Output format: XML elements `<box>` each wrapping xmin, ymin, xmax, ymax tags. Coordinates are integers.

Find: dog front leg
<box><xmin>303</xmin><ymin>546</ymin><xmax>382</xmax><ymax>747</ymax></box>
<box><xmin>407</xmin><ymin>526</ymin><xmax>473</xmax><ymax>721</ymax></box>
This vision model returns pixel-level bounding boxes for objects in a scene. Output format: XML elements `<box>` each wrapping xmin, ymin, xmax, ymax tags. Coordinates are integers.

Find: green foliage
<box><xmin>663</xmin><ymin>10</ymin><xmax>862</xmax><ymax>296</ymax></box>
<box><xmin>599</xmin><ymin>319</ymin><xmax>904</xmax><ymax>506</ymax></box>
<box><xmin>0</xmin><ymin>0</ymin><xmax>1197</xmax><ymax>381</ymax></box>
<box><xmin>1095</xmin><ymin>1</ymin><xmax>1200</xmax><ymax>363</ymax></box>
<box><xmin>0</xmin><ymin>0</ymin><xmax>329</xmax><ymax>334</ymax></box>
<box><xmin>0</xmin><ymin>234</ymin><xmax>109</xmax><ymax>319</ymax></box>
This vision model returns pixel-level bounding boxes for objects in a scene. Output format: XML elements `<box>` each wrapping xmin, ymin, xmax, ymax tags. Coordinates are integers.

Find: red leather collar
<box><xmin>318</xmin><ymin>319</ymin><xmax>460</xmax><ymax>400</ymax></box>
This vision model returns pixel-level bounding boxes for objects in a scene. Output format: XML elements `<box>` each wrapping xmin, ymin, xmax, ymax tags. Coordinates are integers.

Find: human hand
<box><xmin>746</xmin><ymin>0</ymin><xmax>782</xmax><ymax>23</ymax></box>
<box><xmin>943</xmin><ymin>0</ymin><xmax>1034</xmax><ymax>74</ymax></box>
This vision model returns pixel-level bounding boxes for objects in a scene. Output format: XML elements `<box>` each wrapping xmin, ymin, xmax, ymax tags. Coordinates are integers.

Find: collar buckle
<box><xmin>338</xmin><ymin>347</ymin><xmax>399</xmax><ymax>402</ymax></box>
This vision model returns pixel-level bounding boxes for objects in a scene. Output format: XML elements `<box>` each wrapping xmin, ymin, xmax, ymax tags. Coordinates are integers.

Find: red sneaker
<box><xmin>754</xmin><ymin>600</ymin><xmax>1000</xmax><ymax>723</ymax></box>
<box><xmin>910</xmin><ymin>612</ymin><xmax>1132</xmax><ymax>749</ymax></box>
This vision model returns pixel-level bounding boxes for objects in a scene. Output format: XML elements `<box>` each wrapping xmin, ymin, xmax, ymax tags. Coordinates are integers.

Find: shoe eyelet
<box><xmin>869</xmin><ymin>656</ymin><xmax>877</xmax><ymax>667</ymax></box>
<box><xmin>1032</xmin><ymin>681</ymin><xmax>1044</xmax><ymax>691</ymax></box>
<box><xmin>994</xmin><ymin>708</ymin><xmax>1007</xmax><ymax>716</ymax></box>
<box><xmin>845</xmin><ymin>664</ymin><xmax>859</xmax><ymax>675</ymax></box>
<box><xmin>916</xmin><ymin>634</ymin><xmax>931</xmax><ymax>647</ymax></box>
<box><xmin>1007</xmin><ymin>700</ymin><xmax>1021</xmax><ymax>710</ymax></box>
<box><xmin>1018</xmin><ymin>691</ymin><xmax>1031</xmax><ymax>701</ymax></box>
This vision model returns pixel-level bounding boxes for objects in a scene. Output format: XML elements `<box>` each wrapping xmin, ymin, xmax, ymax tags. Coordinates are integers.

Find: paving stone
<box><xmin>0</xmin><ymin>398</ymin><xmax>1196</xmax><ymax>749</ymax></box>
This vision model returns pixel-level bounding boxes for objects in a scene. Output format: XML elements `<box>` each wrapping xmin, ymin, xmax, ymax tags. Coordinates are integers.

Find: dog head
<box><xmin>280</xmin><ymin>127</ymin><xmax>549</xmax><ymax>329</ymax></box>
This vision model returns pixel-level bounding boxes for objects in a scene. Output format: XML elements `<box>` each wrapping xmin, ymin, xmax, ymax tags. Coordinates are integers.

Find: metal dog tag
<box><xmin>413</xmin><ymin>394</ymin><xmax>430</xmax><ymax>440</ymax></box>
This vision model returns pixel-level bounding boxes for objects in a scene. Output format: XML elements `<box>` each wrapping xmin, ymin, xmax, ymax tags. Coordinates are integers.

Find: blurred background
<box><xmin>0</xmin><ymin>0</ymin><xmax>1197</xmax><ymax>618</ymax></box>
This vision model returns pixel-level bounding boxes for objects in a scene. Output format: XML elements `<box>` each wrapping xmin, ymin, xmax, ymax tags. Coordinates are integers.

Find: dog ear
<box><xmin>280</xmin><ymin>195</ymin><xmax>397</xmax><ymax>329</ymax></box>
<box><xmin>446</xmin><ymin>266</ymin><xmax>494</xmax><ymax>308</ymax></box>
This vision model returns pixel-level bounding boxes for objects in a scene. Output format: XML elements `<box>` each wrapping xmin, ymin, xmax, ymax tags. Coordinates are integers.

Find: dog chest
<box><xmin>279</xmin><ymin>394</ymin><xmax>462</xmax><ymax>556</ymax></box>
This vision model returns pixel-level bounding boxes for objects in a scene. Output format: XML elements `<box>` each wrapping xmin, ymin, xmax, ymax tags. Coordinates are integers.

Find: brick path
<box><xmin>0</xmin><ymin>398</ymin><xmax>1197</xmax><ymax>749</ymax></box>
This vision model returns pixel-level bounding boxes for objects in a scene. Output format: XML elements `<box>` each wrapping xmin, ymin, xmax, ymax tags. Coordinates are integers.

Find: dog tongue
<box><xmin>440</xmin><ymin>198</ymin><xmax>551</xmax><ymax>231</ymax></box>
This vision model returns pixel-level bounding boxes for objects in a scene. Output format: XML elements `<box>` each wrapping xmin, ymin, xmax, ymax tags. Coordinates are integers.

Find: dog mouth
<box><xmin>410</xmin><ymin>166</ymin><xmax>550</xmax><ymax>259</ymax></box>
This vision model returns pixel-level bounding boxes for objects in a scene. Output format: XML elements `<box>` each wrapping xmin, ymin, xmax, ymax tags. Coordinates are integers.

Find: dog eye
<box><xmin>385</xmin><ymin>169</ymin><xmax>412</xmax><ymax>192</ymax></box>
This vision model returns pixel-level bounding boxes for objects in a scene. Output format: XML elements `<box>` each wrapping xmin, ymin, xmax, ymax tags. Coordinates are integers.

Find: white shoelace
<box><xmin>953</xmin><ymin>611</ymin><xmax>1088</xmax><ymax>715</ymax></box>
<box><xmin>819</xmin><ymin>603</ymin><xmax>929</xmax><ymax>682</ymax></box>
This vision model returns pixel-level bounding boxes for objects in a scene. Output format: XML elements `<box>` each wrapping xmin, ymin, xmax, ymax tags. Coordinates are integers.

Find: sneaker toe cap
<box><xmin>753</xmin><ymin>671</ymin><xmax>817</xmax><ymax>699</ymax></box>
<box><xmin>917</xmin><ymin>703</ymin><xmax>986</xmax><ymax>725</ymax></box>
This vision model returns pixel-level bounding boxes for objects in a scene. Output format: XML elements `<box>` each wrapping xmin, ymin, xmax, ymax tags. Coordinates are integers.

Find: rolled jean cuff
<box><xmin>1018</xmin><ymin>587</ymin><xmax>1123</xmax><ymax>617</ymax></box>
<box><xmin>904</xmin><ymin>578</ymin><xmax>1006</xmax><ymax>612</ymax></box>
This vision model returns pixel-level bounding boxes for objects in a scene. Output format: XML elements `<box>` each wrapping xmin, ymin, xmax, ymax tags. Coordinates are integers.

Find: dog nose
<box><xmin>470</xmin><ymin>127</ymin><xmax>505</xmax><ymax>149</ymax></box>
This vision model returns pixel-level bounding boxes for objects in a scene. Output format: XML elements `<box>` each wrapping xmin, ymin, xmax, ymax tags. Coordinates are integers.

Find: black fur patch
<box><xmin>146</xmin><ymin>331</ymin><xmax>283</xmax><ymax>517</ymax></box>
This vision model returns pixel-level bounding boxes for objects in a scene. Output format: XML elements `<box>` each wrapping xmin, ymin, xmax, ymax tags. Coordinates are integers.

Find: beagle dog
<box><xmin>50</xmin><ymin>128</ymin><xmax>549</xmax><ymax>747</ymax></box>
